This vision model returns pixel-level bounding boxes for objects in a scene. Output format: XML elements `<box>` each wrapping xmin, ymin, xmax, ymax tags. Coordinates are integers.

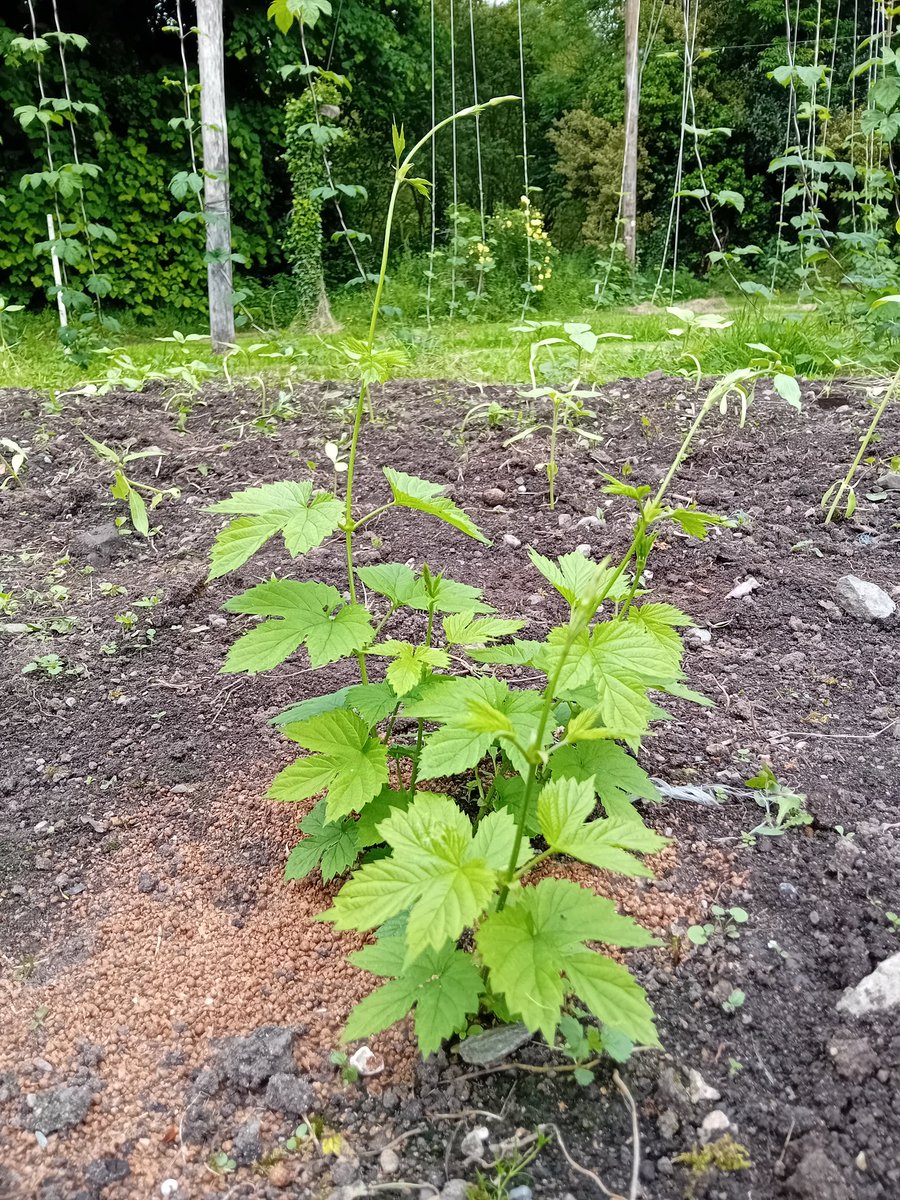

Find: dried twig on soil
<box><xmin>612</xmin><ymin>1070</ymin><xmax>641</xmax><ymax>1200</ymax></box>
<box><xmin>544</xmin><ymin>1123</ymin><xmax>625</xmax><ymax>1200</ymax></box>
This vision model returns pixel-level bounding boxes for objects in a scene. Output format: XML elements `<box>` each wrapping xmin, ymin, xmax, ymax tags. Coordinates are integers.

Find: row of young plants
<box><xmin>205</xmin><ymin>100</ymin><xmax>802</xmax><ymax>1063</ymax></box>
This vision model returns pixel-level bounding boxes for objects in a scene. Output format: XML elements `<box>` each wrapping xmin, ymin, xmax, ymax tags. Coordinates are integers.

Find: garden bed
<box><xmin>1</xmin><ymin>376</ymin><xmax>898</xmax><ymax>1200</ymax></box>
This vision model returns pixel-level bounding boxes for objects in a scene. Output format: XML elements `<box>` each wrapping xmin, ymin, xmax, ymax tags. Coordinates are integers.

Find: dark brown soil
<box><xmin>0</xmin><ymin>376</ymin><xmax>898</xmax><ymax>1200</ymax></box>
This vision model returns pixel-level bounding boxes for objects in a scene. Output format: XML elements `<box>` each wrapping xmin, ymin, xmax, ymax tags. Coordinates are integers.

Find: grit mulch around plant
<box><xmin>0</xmin><ymin>376</ymin><xmax>898</xmax><ymax>1200</ymax></box>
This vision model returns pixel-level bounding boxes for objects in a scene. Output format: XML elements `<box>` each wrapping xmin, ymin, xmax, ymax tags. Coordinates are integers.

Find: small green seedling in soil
<box><xmin>207</xmin><ymin>1150</ymin><xmax>236</xmax><ymax>1176</ymax></box>
<box><xmin>328</xmin><ymin>1050</ymin><xmax>360</xmax><ymax>1084</ymax></box>
<box><xmin>82</xmin><ymin>432</ymin><xmax>180</xmax><ymax>536</ymax></box>
<box><xmin>98</xmin><ymin>581</ymin><xmax>126</xmax><ymax>597</ymax></box>
<box><xmin>470</xmin><ymin>1129</ymin><xmax>550</xmax><ymax>1200</ymax></box>
<box><xmin>822</xmin><ymin>367</ymin><xmax>900</xmax><ymax>523</ymax></box>
<box><xmin>745</xmin><ymin>766</ymin><xmax>811</xmax><ymax>838</ymax></box>
<box><xmin>22</xmin><ymin>653</ymin><xmax>65</xmax><ymax>677</ymax></box>
<box><xmin>0</xmin><ymin>437</ymin><xmax>28</xmax><ymax>487</ymax></box>
<box><xmin>674</xmin><ymin>1134</ymin><xmax>752</xmax><ymax>1198</ymax></box>
<box><xmin>687</xmin><ymin>905</ymin><xmax>749</xmax><ymax>946</ymax></box>
<box><xmin>728</xmin><ymin>1057</ymin><xmax>743</xmax><ymax>1076</ymax></box>
<box><xmin>284</xmin><ymin>1123</ymin><xmax>311</xmax><ymax>1152</ymax></box>
<box><xmin>885</xmin><ymin>912</ymin><xmax>900</xmax><ymax>933</ymax></box>
<box><xmin>722</xmin><ymin>988</ymin><xmax>745</xmax><ymax>1015</ymax></box>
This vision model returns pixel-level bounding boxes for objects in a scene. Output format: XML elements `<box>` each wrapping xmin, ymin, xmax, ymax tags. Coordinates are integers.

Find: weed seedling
<box><xmin>745</xmin><ymin>766</ymin><xmax>811</xmax><ymax>838</ymax></box>
<box><xmin>328</xmin><ymin>1050</ymin><xmax>360</xmax><ymax>1084</ymax></box>
<box><xmin>0</xmin><ymin>437</ymin><xmax>28</xmax><ymax>488</ymax></box>
<box><xmin>687</xmin><ymin>905</ymin><xmax>749</xmax><ymax>946</ymax></box>
<box><xmin>83</xmin><ymin>433</ymin><xmax>179</xmax><ymax>536</ymax></box>
<box><xmin>722</xmin><ymin>988</ymin><xmax>745</xmax><ymax>1015</ymax></box>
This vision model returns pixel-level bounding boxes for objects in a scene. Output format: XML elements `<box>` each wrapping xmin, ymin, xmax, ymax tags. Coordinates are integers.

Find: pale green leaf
<box><xmin>564</xmin><ymin>952</ymin><xmax>660</xmax><ymax>1047</ymax></box>
<box><xmin>384</xmin><ymin>468</ymin><xmax>489</xmax><ymax>543</ymax></box>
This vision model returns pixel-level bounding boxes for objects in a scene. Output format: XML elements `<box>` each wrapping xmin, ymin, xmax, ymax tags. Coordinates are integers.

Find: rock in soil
<box><xmin>264</xmin><ymin>1071</ymin><xmax>313</xmax><ymax>1115</ymax></box>
<box><xmin>785</xmin><ymin>1147</ymin><xmax>850</xmax><ymax>1199</ymax></box>
<box><xmin>828</xmin><ymin>1035</ymin><xmax>878</xmax><ymax>1081</ymax></box>
<box><xmin>28</xmin><ymin>1083</ymin><xmax>94</xmax><ymax>1134</ymax></box>
<box><xmin>216</xmin><ymin>1025</ymin><xmax>296</xmax><ymax>1089</ymax></box>
<box><xmin>833</xmin><ymin>574</ymin><xmax>896</xmax><ymax>622</ymax></box>
<box><xmin>837</xmin><ymin>951</ymin><xmax>900</xmax><ymax>1016</ymax></box>
<box><xmin>232</xmin><ymin>1117</ymin><xmax>262</xmax><ymax>1166</ymax></box>
<box><xmin>876</xmin><ymin>470</ymin><xmax>900</xmax><ymax>491</ymax></box>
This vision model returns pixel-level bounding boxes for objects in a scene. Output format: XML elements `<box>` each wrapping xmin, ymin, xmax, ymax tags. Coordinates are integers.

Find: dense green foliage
<box><xmin>0</xmin><ymin>0</ymin><xmax>898</xmax><ymax>316</ymax></box>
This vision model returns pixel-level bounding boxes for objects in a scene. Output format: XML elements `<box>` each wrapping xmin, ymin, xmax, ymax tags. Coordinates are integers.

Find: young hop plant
<box><xmin>208</xmin><ymin>104</ymin><xmax>787</xmax><ymax>1062</ymax></box>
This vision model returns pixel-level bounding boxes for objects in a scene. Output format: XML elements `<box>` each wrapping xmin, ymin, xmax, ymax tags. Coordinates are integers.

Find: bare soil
<box><xmin>0</xmin><ymin>376</ymin><xmax>898</xmax><ymax>1200</ymax></box>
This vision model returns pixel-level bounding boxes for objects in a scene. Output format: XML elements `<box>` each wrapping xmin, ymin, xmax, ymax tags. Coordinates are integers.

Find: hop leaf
<box><xmin>344</xmin><ymin>937</ymin><xmax>483</xmax><ymax>1056</ymax></box>
<box><xmin>476</xmin><ymin>878</ymin><xmax>659</xmax><ymax>1045</ymax></box>
<box><xmin>270</xmin><ymin>709</ymin><xmax>389</xmax><ymax>821</ymax></box>
<box><xmin>322</xmin><ymin>793</ymin><xmax>504</xmax><ymax>962</ymax></box>
<box><xmin>383</xmin><ymin>469</ymin><xmax>489</xmax><ymax>543</ymax></box>
<box><xmin>207</xmin><ymin>481</ymin><xmax>342</xmax><ymax>580</ymax></box>
<box><xmin>537</xmin><ymin>776</ymin><xmax>667</xmax><ymax>875</ymax></box>
<box><xmin>551</xmin><ymin>740</ymin><xmax>660</xmax><ymax>819</ymax></box>
<box><xmin>223</xmin><ymin>579</ymin><xmax>373</xmax><ymax>673</ymax></box>
<box><xmin>357</xmin><ymin>563</ymin><xmax>493</xmax><ymax>614</ymax></box>
<box><xmin>368</xmin><ymin>640</ymin><xmax>450</xmax><ymax>696</ymax></box>
<box><xmin>285</xmin><ymin>800</ymin><xmax>358</xmax><ymax>882</ymax></box>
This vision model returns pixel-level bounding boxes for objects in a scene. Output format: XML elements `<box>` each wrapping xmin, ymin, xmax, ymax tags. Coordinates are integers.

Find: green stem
<box><xmin>825</xmin><ymin>367</ymin><xmax>900</xmax><ymax>523</ymax></box>
<box><xmin>548</xmin><ymin>397</ymin><xmax>559</xmax><ymax>510</ymax></box>
<box><xmin>339</xmin><ymin>98</ymin><xmax>517</xmax><ymax>689</ymax></box>
<box><xmin>407</xmin><ymin>604</ymin><xmax>436</xmax><ymax>801</ymax></box>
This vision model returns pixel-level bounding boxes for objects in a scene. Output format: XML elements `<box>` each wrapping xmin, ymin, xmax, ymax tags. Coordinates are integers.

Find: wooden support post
<box><xmin>622</xmin><ymin>0</ymin><xmax>641</xmax><ymax>265</ymax></box>
<box><xmin>196</xmin><ymin>0</ymin><xmax>235</xmax><ymax>353</ymax></box>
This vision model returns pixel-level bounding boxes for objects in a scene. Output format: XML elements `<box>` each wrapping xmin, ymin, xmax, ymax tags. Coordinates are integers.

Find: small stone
<box><xmin>686</xmin><ymin>1069</ymin><xmax>721</xmax><ymax>1104</ymax></box>
<box><xmin>657</xmin><ymin>1108</ymin><xmax>680</xmax><ymax>1139</ymax></box>
<box><xmin>379</xmin><ymin>1147</ymin><xmax>400</xmax><ymax>1175</ymax></box>
<box><xmin>557</xmin><ymin>513</ymin><xmax>572</xmax><ymax>527</ymax></box>
<box><xmin>779</xmin><ymin>881</ymin><xmax>799</xmax><ymax>903</ymax></box>
<box><xmin>460</xmin><ymin>1126</ymin><xmax>489</xmax><ymax>1158</ymax></box>
<box><xmin>441</xmin><ymin>1182</ymin><xmax>471</xmax><ymax>1200</ymax></box>
<box><xmin>233</xmin><ymin>1118</ymin><xmax>262</xmax><ymax>1166</ymax></box>
<box><xmin>838</xmin><ymin>952</ymin><xmax>900</xmax><ymax>1017</ymax></box>
<box><xmin>30</xmin><ymin>1084</ymin><xmax>94</xmax><ymax>1134</ymax></box>
<box><xmin>876</xmin><ymin>470</ymin><xmax>900</xmax><ymax>491</ymax></box>
<box><xmin>217</xmin><ymin>1026</ymin><xmax>296</xmax><ymax>1090</ymax></box>
<box><xmin>656</xmin><ymin>1156</ymin><xmax>674</xmax><ymax>1177</ymax></box>
<box><xmin>574</xmin><ymin>543</ymin><xmax>591</xmax><ymax>556</ymax></box>
<box><xmin>160</xmin><ymin>1182</ymin><xmax>179</xmax><ymax>1198</ymax></box>
<box><xmin>482</xmin><ymin>488</ymin><xmax>506</xmax><ymax>507</ymax></box>
<box><xmin>686</xmin><ymin>627</ymin><xmax>711</xmax><ymax>645</ymax></box>
<box><xmin>85</xmin><ymin>1158</ymin><xmax>130</xmax><ymax>1187</ymax></box>
<box><xmin>834</xmin><ymin>575</ymin><xmax>896</xmax><ymax>623</ymax></box>
<box><xmin>267</xmin><ymin>1161</ymin><xmax>294</xmax><ymax>1188</ymax></box>
<box><xmin>265</xmin><ymin>1072</ymin><xmax>313</xmax><ymax>1115</ymax></box>
<box><xmin>502</xmin><ymin>533</ymin><xmax>522</xmax><ymax>548</ymax></box>
<box><xmin>855</xmin><ymin>1151</ymin><xmax>867</xmax><ymax>1170</ymax></box>
<box><xmin>699</xmin><ymin>1110</ymin><xmax>731</xmax><ymax>1142</ymax></box>
<box><xmin>576</xmin><ymin>514</ymin><xmax>605</xmax><ymax>529</ymax></box>
<box><xmin>35</xmin><ymin>855</ymin><xmax>51</xmax><ymax>872</ymax></box>
<box><xmin>138</xmin><ymin>872</ymin><xmax>158</xmax><ymax>894</ymax></box>
<box><xmin>508</xmin><ymin>1188</ymin><xmax>533</xmax><ymax>1200</ymax></box>
<box><xmin>785</xmin><ymin>1147</ymin><xmax>849</xmax><ymax>1199</ymax></box>
<box><xmin>829</xmin><ymin>1035</ymin><xmax>878</xmax><ymax>1082</ymax></box>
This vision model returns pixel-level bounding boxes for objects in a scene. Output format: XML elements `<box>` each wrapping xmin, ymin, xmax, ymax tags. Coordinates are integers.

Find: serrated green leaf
<box><xmin>355</xmin><ymin>788</ymin><xmax>412</xmax><ymax>848</ymax></box>
<box><xmin>324</xmin><ymin>793</ymin><xmax>498</xmax><ymax>962</ymax></box>
<box><xmin>563</xmin><ymin>952</ymin><xmax>659</xmax><ymax>1046</ymax></box>
<box><xmin>207</xmin><ymin>481</ymin><xmax>341</xmax><ymax>578</ymax></box>
<box><xmin>591</xmin><ymin>620</ymin><xmax>682</xmax><ymax>686</ymax></box>
<box><xmin>343</xmin><ymin>942</ymin><xmax>483</xmax><ymax>1056</ymax></box>
<box><xmin>443</xmin><ymin>613</ymin><xmax>527</xmax><ymax>645</ymax></box>
<box><xmin>384</xmin><ymin>468</ymin><xmax>489</xmax><ymax>543</ymax></box>
<box><xmin>417</xmin><ymin>726</ymin><xmax>494</xmax><ymax>778</ymax></box>
<box><xmin>346</xmin><ymin>680</ymin><xmax>399</xmax><ymax>725</ymax></box>
<box><xmin>477</xmin><ymin>878</ymin><xmax>657</xmax><ymax>1044</ymax></box>
<box><xmin>537</xmin><ymin>776</ymin><xmax>666</xmax><ymax>876</ymax></box>
<box><xmin>271</xmin><ymin>709</ymin><xmax>389</xmax><ymax>820</ymax></box>
<box><xmin>368</xmin><ymin>640</ymin><xmax>450</xmax><ymax>696</ymax></box>
<box><xmin>209</xmin><ymin>516</ymin><xmax>288</xmax><ymax>582</ymax></box>
<box><xmin>469</xmin><ymin>807</ymin><xmax>526</xmax><ymax>870</ymax></box>
<box><xmin>271</xmin><ymin>687</ymin><xmax>352</xmax><ymax>726</ymax></box>
<box><xmin>528</xmin><ymin>549</ymin><xmax>629</xmax><ymax>610</ymax></box>
<box><xmin>285</xmin><ymin>800</ymin><xmax>358</xmax><ymax>881</ymax></box>
<box><xmin>551</xmin><ymin>740</ymin><xmax>660</xmax><ymax>812</ymax></box>
<box><xmin>223</xmin><ymin>580</ymin><xmax>373</xmax><ymax>672</ymax></box>
<box><xmin>356</xmin><ymin>562</ymin><xmax>418</xmax><ymax>606</ymax></box>
<box><xmin>466</xmin><ymin>639</ymin><xmax>543</xmax><ymax>665</ymax></box>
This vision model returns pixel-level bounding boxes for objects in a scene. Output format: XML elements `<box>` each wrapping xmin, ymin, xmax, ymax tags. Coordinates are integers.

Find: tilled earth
<box><xmin>0</xmin><ymin>376</ymin><xmax>898</xmax><ymax>1200</ymax></box>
